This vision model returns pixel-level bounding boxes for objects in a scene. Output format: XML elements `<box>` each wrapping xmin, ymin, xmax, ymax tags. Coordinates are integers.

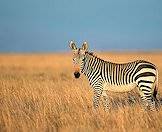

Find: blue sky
<box><xmin>0</xmin><ymin>0</ymin><xmax>162</xmax><ymax>52</ymax></box>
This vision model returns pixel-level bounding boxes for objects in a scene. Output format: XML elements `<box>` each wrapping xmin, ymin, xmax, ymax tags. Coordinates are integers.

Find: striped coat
<box><xmin>69</xmin><ymin>41</ymin><xmax>158</xmax><ymax>111</ymax></box>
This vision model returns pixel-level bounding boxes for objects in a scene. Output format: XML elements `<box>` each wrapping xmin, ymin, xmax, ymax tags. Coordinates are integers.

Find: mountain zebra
<box><xmin>69</xmin><ymin>41</ymin><xmax>158</xmax><ymax>111</ymax></box>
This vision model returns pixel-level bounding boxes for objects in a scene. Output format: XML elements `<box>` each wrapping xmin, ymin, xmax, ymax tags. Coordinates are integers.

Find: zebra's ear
<box><xmin>82</xmin><ymin>41</ymin><xmax>88</xmax><ymax>51</ymax></box>
<box><xmin>69</xmin><ymin>40</ymin><xmax>77</xmax><ymax>50</ymax></box>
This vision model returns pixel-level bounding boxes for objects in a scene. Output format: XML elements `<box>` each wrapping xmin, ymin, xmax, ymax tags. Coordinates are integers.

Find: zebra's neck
<box><xmin>81</xmin><ymin>52</ymin><xmax>103</xmax><ymax>81</ymax></box>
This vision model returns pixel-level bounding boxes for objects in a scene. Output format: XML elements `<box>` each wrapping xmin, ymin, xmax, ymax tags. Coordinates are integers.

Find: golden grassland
<box><xmin>0</xmin><ymin>52</ymin><xmax>162</xmax><ymax>132</ymax></box>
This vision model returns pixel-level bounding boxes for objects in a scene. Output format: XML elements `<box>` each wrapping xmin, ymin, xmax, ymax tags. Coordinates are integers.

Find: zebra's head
<box><xmin>69</xmin><ymin>40</ymin><xmax>88</xmax><ymax>79</ymax></box>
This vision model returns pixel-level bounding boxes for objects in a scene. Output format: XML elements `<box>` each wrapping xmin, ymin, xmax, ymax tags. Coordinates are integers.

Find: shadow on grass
<box><xmin>107</xmin><ymin>93</ymin><xmax>162</xmax><ymax>110</ymax></box>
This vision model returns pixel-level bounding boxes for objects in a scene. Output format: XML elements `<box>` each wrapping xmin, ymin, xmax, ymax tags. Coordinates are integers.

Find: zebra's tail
<box><xmin>153</xmin><ymin>85</ymin><xmax>158</xmax><ymax>102</ymax></box>
<box><xmin>153</xmin><ymin>69</ymin><xmax>159</xmax><ymax>107</ymax></box>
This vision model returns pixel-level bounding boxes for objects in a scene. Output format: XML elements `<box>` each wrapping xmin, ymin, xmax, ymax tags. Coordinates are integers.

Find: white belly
<box><xmin>103</xmin><ymin>82</ymin><xmax>137</xmax><ymax>92</ymax></box>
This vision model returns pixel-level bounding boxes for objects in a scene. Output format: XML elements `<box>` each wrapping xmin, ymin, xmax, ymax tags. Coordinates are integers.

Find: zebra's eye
<box><xmin>82</xmin><ymin>58</ymin><xmax>85</xmax><ymax>61</ymax></box>
<box><xmin>73</xmin><ymin>58</ymin><xmax>76</xmax><ymax>61</ymax></box>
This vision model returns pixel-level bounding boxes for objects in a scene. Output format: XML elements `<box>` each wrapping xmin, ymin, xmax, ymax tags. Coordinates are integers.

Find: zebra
<box><xmin>69</xmin><ymin>40</ymin><xmax>159</xmax><ymax>111</ymax></box>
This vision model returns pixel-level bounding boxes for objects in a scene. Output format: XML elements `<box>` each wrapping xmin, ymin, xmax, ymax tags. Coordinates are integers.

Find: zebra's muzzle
<box><xmin>74</xmin><ymin>72</ymin><xmax>80</xmax><ymax>78</ymax></box>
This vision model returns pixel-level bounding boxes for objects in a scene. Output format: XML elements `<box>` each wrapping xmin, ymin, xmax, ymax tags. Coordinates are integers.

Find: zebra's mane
<box><xmin>85</xmin><ymin>51</ymin><xmax>114</xmax><ymax>64</ymax></box>
<box><xmin>85</xmin><ymin>51</ymin><xmax>102</xmax><ymax>60</ymax></box>
<box><xmin>85</xmin><ymin>51</ymin><xmax>94</xmax><ymax>56</ymax></box>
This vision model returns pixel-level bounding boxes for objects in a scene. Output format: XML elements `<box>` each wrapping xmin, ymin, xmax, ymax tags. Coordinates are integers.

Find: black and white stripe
<box><xmin>81</xmin><ymin>52</ymin><xmax>158</xmax><ymax>110</ymax></box>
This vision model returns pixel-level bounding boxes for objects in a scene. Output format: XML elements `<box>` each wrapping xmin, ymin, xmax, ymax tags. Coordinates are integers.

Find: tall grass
<box><xmin>0</xmin><ymin>53</ymin><xmax>162</xmax><ymax>132</ymax></box>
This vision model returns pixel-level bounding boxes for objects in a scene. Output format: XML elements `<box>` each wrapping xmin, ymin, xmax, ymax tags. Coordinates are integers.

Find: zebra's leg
<box><xmin>140</xmin><ymin>94</ymin><xmax>149</xmax><ymax>110</ymax></box>
<box><xmin>141</xmin><ymin>94</ymin><xmax>156</xmax><ymax>111</ymax></box>
<box><xmin>101</xmin><ymin>90</ymin><xmax>110</xmax><ymax>112</ymax></box>
<box><xmin>92</xmin><ymin>88</ymin><xmax>102</xmax><ymax>110</ymax></box>
<box><xmin>139</xmin><ymin>86</ymin><xmax>156</xmax><ymax>111</ymax></box>
<box><xmin>148</xmin><ymin>96</ymin><xmax>156</xmax><ymax>111</ymax></box>
<box><xmin>136</xmin><ymin>76</ymin><xmax>156</xmax><ymax>111</ymax></box>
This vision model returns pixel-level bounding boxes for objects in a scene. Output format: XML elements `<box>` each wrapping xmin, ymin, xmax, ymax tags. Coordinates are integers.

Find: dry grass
<box><xmin>0</xmin><ymin>52</ymin><xmax>162</xmax><ymax>132</ymax></box>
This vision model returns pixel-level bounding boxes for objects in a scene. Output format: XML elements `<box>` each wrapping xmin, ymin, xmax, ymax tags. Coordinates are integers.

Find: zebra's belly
<box><xmin>103</xmin><ymin>82</ymin><xmax>137</xmax><ymax>92</ymax></box>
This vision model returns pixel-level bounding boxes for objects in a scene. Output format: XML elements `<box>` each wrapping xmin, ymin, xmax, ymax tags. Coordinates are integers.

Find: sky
<box><xmin>0</xmin><ymin>0</ymin><xmax>162</xmax><ymax>52</ymax></box>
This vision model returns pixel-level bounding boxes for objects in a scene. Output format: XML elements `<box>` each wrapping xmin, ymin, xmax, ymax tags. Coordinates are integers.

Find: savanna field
<box><xmin>0</xmin><ymin>52</ymin><xmax>162</xmax><ymax>132</ymax></box>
